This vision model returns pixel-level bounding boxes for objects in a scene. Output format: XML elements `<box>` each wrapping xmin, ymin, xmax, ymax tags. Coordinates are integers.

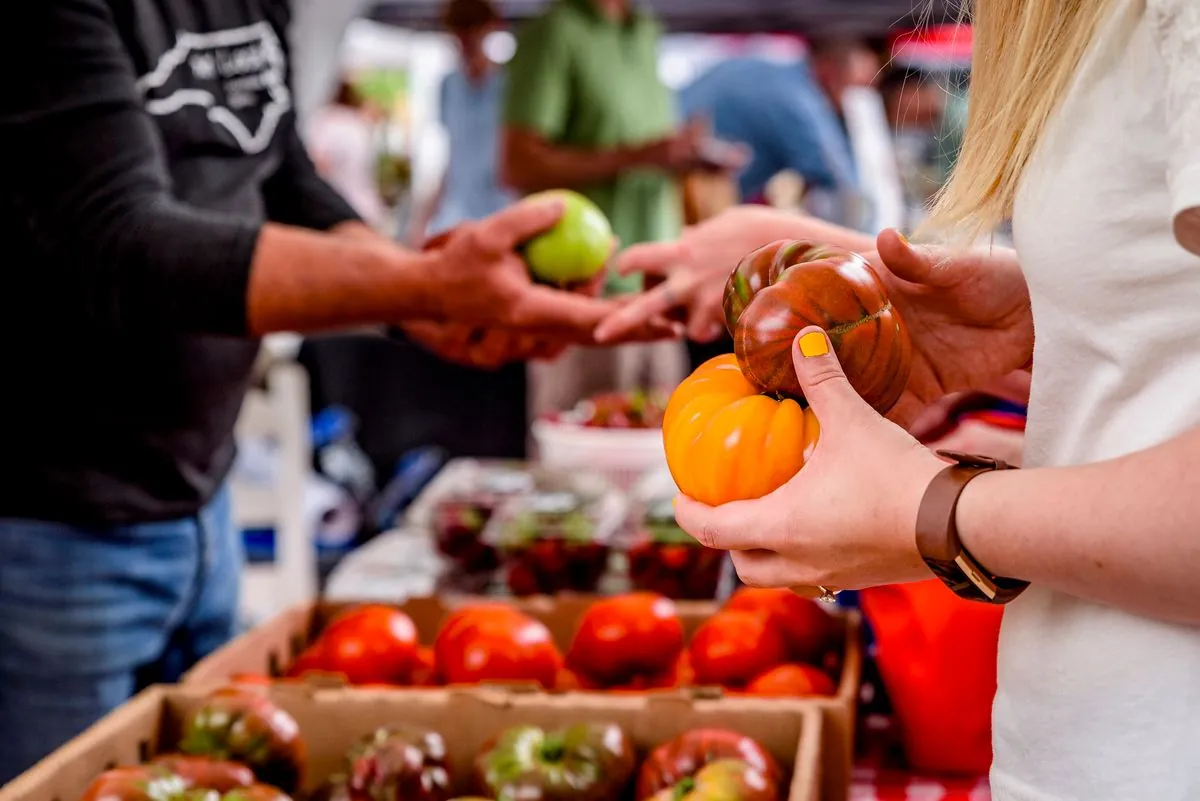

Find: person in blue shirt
<box><xmin>410</xmin><ymin>0</ymin><xmax>516</xmax><ymax>243</ymax></box>
<box><xmin>677</xmin><ymin>37</ymin><xmax>878</xmax><ymax>227</ymax></box>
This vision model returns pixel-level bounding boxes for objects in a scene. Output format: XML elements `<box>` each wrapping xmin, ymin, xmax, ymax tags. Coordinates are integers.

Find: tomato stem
<box><xmin>672</xmin><ymin>776</ymin><xmax>696</xmax><ymax>800</ymax></box>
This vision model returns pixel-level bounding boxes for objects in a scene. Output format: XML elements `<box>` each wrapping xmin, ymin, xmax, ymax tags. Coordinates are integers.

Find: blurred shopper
<box><xmin>409</xmin><ymin>0</ymin><xmax>516</xmax><ymax>245</ymax></box>
<box><xmin>677</xmin><ymin>55</ymin><xmax>859</xmax><ymax>211</ymax></box>
<box><xmin>606</xmin><ymin>1</ymin><xmax>1200</xmax><ymax>798</ymax></box>
<box><xmin>0</xmin><ymin>1</ymin><xmax>667</xmax><ymax>783</ymax></box>
<box><xmin>501</xmin><ymin>0</ymin><xmax>721</xmax><ymax>415</ymax></box>
<box><xmin>306</xmin><ymin>77</ymin><xmax>391</xmax><ymax>230</ymax></box>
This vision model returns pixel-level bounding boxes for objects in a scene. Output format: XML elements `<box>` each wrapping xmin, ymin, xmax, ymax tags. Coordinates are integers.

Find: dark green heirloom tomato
<box><xmin>149</xmin><ymin>755</ymin><xmax>255</xmax><ymax>792</ymax></box>
<box><xmin>178</xmin><ymin>687</ymin><xmax>306</xmax><ymax>793</ymax></box>
<box><xmin>474</xmin><ymin>722</ymin><xmax>635</xmax><ymax>801</ymax></box>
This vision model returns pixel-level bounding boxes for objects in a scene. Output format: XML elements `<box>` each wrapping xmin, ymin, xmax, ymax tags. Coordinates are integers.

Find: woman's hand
<box><xmin>673</xmin><ymin>327</ymin><xmax>948</xmax><ymax>591</ymax></box>
<box><xmin>595</xmin><ymin>207</ymin><xmax>879</xmax><ymax>345</ymax></box>
<box><xmin>873</xmin><ymin>230</ymin><xmax>1033</xmax><ymax>426</ymax></box>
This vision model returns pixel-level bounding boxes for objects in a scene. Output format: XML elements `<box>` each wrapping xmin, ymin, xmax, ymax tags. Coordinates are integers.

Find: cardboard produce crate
<box><xmin>0</xmin><ymin>684</ymin><xmax>822</xmax><ymax>801</ymax></box>
<box><xmin>184</xmin><ymin>595</ymin><xmax>861</xmax><ymax>801</ymax></box>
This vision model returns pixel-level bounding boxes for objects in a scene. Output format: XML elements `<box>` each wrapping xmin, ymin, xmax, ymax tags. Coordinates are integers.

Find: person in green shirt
<box><xmin>501</xmin><ymin>0</ymin><xmax>713</xmax><ymax>414</ymax></box>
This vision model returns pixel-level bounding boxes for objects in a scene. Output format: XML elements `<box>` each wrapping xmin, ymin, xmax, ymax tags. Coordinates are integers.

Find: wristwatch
<box><xmin>915</xmin><ymin>450</ymin><xmax>1030</xmax><ymax>604</ymax></box>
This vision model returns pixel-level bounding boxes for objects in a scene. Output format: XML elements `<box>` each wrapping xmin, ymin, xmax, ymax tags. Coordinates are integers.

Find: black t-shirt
<box><xmin>0</xmin><ymin>0</ymin><xmax>360</xmax><ymax>524</ymax></box>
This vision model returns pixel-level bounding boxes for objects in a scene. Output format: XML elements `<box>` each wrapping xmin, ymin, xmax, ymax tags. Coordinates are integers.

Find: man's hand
<box><xmin>399</xmin><ymin>321</ymin><xmax>566</xmax><ymax>369</ymax></box>
<box><xmin>422</xmin><ymin>197</ymin><xmax>619</xmax><ymax>340</ymax></box>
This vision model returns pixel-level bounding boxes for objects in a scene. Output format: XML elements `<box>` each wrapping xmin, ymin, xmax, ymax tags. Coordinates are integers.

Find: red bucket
<box><xmin>859</xmin><ymin>580</ymin><xmax>1001</xmax><ymax>775</ymax></box>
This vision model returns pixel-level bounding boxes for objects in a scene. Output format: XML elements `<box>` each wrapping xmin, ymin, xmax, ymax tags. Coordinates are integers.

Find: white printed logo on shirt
<box><xmin>136</xmin><ymin>22</ymin><xmax>291</xmax><ymax>155</ymax></box>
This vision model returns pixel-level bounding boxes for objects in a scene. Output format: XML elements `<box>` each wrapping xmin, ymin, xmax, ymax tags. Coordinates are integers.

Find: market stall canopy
<box><xmin>365</xmin><ymin>0</ymin><xmax>962</xmax><ymax>35</ymax></box>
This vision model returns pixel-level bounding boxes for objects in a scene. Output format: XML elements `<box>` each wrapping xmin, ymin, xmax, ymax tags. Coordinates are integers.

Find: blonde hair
<box><xmin>921</xmin><ymin>0</ymin><xmax>1117</xmax><ymax>243</ymax></box>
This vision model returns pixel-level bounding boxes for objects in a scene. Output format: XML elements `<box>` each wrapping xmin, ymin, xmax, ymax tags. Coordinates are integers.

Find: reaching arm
<box><xmin>959</xmin><ymin>426</ymin><xmax>1200</xmax><ymax>624</ymax></box>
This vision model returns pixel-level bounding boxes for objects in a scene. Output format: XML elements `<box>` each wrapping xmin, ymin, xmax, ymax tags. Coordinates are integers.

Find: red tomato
<box><xmin>724</xmin><ymin>588</ymin><xmax>835</xmax><ymax>663</ymax></box>
<box><xmin>409</xmin><ymin>646</ymin><xmax>439</xmax><ymax>687</ymax></box>
<box><xmin>434</xmin><ymin>608</ymin><xmax>561</xmax><ymax>688</ymax></box>
<box><xmin>642</xmin><ymin>650</ymin><xmax>694</xmax><ymax>690</ymax></box>
<box><xmin>285</xmin><ymin>644</ymin><xmax>329</xmax><ymax>680</ymax></box>
<box><xmin>309</xmin><ymin>605</ymin><xmax>419</xmax><ymax>685</ymax></box>
<box><xmin>689</xmin><ymin>610</ymin><xmax>788</xmax><ymax>688</ymax></box>
<box><xmin>435</xmin><ymin>603</ymin><xmax>524</xmax><ymax>651</ymax></box>
<box><xmin>745</xmin><ymin>663</ymin><xmax>836</xmax><ymax>697</ymax></box>
<box><xmin>555</xmin><ymin>667</ymin><xmax>602</xmax><ymax>691</ymax></box>
<box><xmin>566</xmin><ymin>593</ymin><xmax>685</xmax><ymax>686</ymax></box>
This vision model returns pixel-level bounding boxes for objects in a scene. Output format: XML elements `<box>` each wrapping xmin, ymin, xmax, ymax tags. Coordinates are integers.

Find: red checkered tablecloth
<box><xmin>851</xmin><ymin>767</ymin><xmax>990</xmax><ymax>800</ymax></box>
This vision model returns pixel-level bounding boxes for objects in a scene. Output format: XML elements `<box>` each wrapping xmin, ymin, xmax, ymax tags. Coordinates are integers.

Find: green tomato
<box><xmin>521</xmin><ymin>189</ymin><xmax>613</xmax><ymax>285</ymax></box>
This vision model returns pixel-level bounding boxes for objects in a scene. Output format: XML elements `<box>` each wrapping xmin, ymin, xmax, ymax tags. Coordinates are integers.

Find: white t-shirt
<box><xmin>999</xmin><ymin>1</ymin><xmax>1200</xmax><ymax>799</ymax></box>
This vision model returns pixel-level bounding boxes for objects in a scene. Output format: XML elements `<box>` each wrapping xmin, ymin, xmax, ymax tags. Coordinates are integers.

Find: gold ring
<box><xmin>816</xmin><ymin>585</ymin><xmax>840</xmax><ymax>604</ymax></box>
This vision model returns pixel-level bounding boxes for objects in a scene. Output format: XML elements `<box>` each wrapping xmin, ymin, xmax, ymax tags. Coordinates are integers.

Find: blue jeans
<box><xmin>0</xmin><ymin>486</ymin><xmax>242</xmax><ymax>784</ymax></box>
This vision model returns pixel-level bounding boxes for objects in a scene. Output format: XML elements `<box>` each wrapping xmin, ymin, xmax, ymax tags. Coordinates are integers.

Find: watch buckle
<box><xmin>935</xmin><ymin>450</ymin><xmax>1009</xmax><ymax>470</ymax></box>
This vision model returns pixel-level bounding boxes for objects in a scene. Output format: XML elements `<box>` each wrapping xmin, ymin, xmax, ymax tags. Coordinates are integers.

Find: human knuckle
<box><xmin>695</xmin><ymin>524</ymin><xmax>723</xmax><ymax>549</ymax></box>
<box><xmin>805</xmin><ymin>366</ymin><xmax>849</xmax><ymax>389</ymax></box>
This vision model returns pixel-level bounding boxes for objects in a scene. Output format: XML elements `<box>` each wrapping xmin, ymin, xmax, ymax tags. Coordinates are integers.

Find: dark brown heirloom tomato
<box><xmin>636</xmin><ymin>729</ymin><xmax>783</xmax><ymax>800</ymax></box>
<box><xmin>80</xmin><ymin>767</ymin><xmax>191</xmax><ymax>801</ymax></box>
<box><xmin>475</xmin><ymin>722</ymin><xmax>635</xmax><ymax>801</ymax></box>
<box><xmin>178</xmin><ymin>687</ymin><xmax>306</xmax><ymax>793</ymax></box>
<box><xmin>344</xmin><ymin>725</ymin><xmax>452</xmax><ymax>801</ymax></box>
<box><xmin>643</xmin><ymin>758</ymin><xmax>779</xmax><ymax>801</ymax></box>
<box><xmin>149</xmin><ymin>755</ymin><xmax>256</xmax><ymax>792</ymax></box>
<box><xmin>723</xmin><ymin>240</ymin><xmax>912</xmax><ymax>414</ymax></box>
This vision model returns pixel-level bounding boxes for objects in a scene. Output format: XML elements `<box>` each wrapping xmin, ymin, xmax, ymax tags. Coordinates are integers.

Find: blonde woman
<box><xmin>597</xmin><ymin>0</ymin><xmax>1200</xmax><ymax>797</ymax></box>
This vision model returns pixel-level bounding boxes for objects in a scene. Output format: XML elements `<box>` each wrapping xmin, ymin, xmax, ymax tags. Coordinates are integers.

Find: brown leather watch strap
<box><xmin>916</xmin><ymin>450</ymin><xmax>1030</xmax><ymax>604</ymax></box>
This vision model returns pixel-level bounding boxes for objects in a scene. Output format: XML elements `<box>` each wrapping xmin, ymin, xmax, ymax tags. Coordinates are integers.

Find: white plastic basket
<box><xmin>530</xmin><ymin>419</ymin><xmax>669</xmax><ymax>491</ymax></box>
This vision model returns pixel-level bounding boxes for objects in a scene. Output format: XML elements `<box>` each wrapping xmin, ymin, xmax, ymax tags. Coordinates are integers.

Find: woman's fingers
<box><xmin>615</xmin><ymin>239</ymin><xmax>690</xmax><ymax>277</ymax></box>
<box><xmin>673</xmin><ymin>494</ymin><xmax>773</xmax><ymax>552</ymax></box>
<box><xmin>875</xmin><ymin>228</ymin><xmax>944</xmax><ymax>286</ymax></box>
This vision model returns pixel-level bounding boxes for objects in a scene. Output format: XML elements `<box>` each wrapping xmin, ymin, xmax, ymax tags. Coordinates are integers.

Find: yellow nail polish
<box><xmin>799</xmin><ymin>331</ymin><xmax>829</xmax><ymax>358</ymax></box>
<box><xmin>896</xmin><ymin>230</ymin><xmax>910</xmax><ymax>245</ymax></box>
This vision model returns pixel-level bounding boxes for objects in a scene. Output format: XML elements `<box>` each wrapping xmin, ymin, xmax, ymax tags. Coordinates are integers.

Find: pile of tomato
<box><xmin>278</xmin><ymin>589</ymin><xmax>839</xmax><ymax>698</ymax></box>
<box><xmin>82</xmin><ymin>686</ymin><xmax>305</xmax><ymax>801</ymax></box>
<box><xmin>82</xmin><ymin>683</ymin><xmax>793</xmax><ymax>801</ymax></box>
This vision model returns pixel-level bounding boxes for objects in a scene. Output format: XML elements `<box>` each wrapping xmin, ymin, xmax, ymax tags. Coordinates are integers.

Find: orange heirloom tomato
<box><xmin>663</xmin><ymin>354</ymin><xmax>819</xmax><ymax>507</ymax></box>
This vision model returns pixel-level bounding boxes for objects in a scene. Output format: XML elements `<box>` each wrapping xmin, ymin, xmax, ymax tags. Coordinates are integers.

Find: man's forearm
<box><xmin>501</xmin><ymin>129</ymin><xmax>655</xmax><ymax>193</ymax></box>
<box><xmin>956</xmin><ymin>425</ymin><xmax>1200</xmax><ymax>624</ymax></box>
<box><xmin>246</xmin><ymin>223</ymin><xmax>441</xmax><ymax>335</ymax></box>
